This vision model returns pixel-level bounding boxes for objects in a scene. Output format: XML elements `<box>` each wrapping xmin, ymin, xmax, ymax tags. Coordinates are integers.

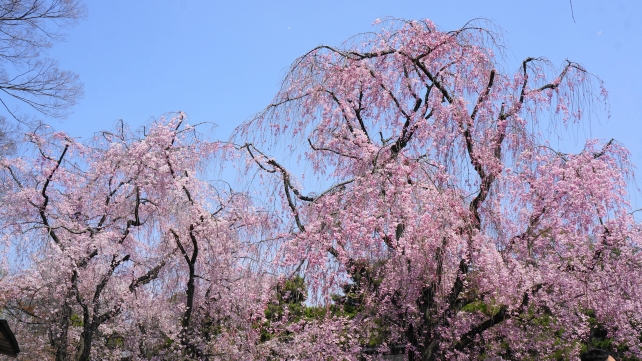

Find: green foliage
<box><xmin>105</xmin><ymin>334</ymin><xmax>125</xmax><ymax>349</ymax></box>
<box><xmin>579</xmin><ymin>309</ymin><xmax>640</xmax><ymax>361</ymax></box>
<box><xmin>260</xmin><ymin>271</ymin><xmax>383</xmax><ymax>345</ymax></box>
<box><xmin>70</xmin><ymin>313</ymin><xmax>83</xmax><ymax>327</ymax></box>
<box><xmin>200</xmin><ymin>317</ymin><xmax>223</xmax><ymax>342</ymax></box>
<box><xmin>461</xmin><ymin>300</ymin><xmax>488</xmax><ymax>314</ymax></box>
<box><xmin>264</xmin><ymin>276</ymin><xmax>308</xmax><ymax>324</ymax></box>
<box><xmin>486</xmin><ymin>308</ymin><xmax>642</xmax><ymax>361</ymax></box>
<box><xmin>332</xmin><ymin>259</ymin><xmax>385</xmax><ymax>316</ymax></box>
<box><xmin>331</xmin><ymin>260</ymin><xmax>393</xmax><ymax>349</ymax></box>
<box><xmin>261</xmin><ymin>276</ymin><xmax>317</xmax><ymax>342</ymax></box>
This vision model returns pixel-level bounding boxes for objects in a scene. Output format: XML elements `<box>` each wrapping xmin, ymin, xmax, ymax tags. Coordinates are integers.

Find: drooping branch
<box><xmin>470</xmin><ymin>69</ymin><xmax>495</xmax><ymax>121</ymax></box>
<box><xmin>92</xmin><ymin>255</ymin><xmax>130</xmax><ymax>310</ymax></box>
<box><xmin>466</xmin><ymin>69</ymin><xmax>505</xmax><ymax>231</ymax></box>
<box><xmin>569</xmin><ymin>0</ymin><xmax>576</xmax><ymax>22</ymax></box>
<box><xmin>75</xmin><ymin>254</ymin><xmax>131</xmax><ymax>361</ymax></box>
<box><xmin>445</xmin><ymin>258</ymin><xmax>470</xmax><ymax>312</ymax></box>
<box><xmin>327</xmin><ymin>90</ymin><xmax>357</xmax><ymax>137</ymax></box>
<box><xmin>295</xmin><ymin>45</ymin><xmax>396</xmax><ymax>65</ymax></box>
<box><xmin>370</xmin><ymin>69</ymin><xmax>413</xmax><ymax>125</ymax></box>
<box><xmin>170</xmin><ymin>229</ymin><xmax>197</xmax><ymax>330</ymax></box>
<box><xmin>170</xmin><ymin>227</ymin><xmax>204</xmax><ymax>359</ymax></box>
<box><xmin>242</xmin><ymin>143</ymin><xmax>345</xmax><ymax>259</ymax></box>
<box><xmin>593</xmin><ymin>138</ymin><xmax>614</xmax><ymax>159</ymax></box>
<box><xmin>38</xmin><ymin>143</ymin><xmax>69</xmax><ymax>248</ymax></box>
<box><xmin>353</xmin><ymin>90</ymin><xmax>371</xmax><ymax>142</ymax></box>
<box><xmin>128</xmin><ymin>258</ymin><xmax>170</xmax><ymax>292</ymax></box>
<box><xmin>96</xmin><ymin>179</ymin><xmax>129</xmax><ymax>230</ymax></box>
<box><xmin>412</xmin><ymin>57</ymin><xmax>453</xmax><ymax>104</ymax></box>
<box><xmin>506</xmin><ymin>58</ymin><xmax>581</xmax><ymax>120</ymax></box>
<box><xmin>455</xmin><ymin>305</ymin><xmax>509</xmax><ymax>352</ymax></box>
<box><xmin>307</xmin><ymin>138</ymin><xmax>358</xmax><ymax>159</ymax></box>
<box><xmin>118</xmin><ymin>186</ymin><xmax>142</xmax><ymax>244</ymax></box>
<box><xmin>242</xmin><ymin>143</ymin><xmax>308</xmax><ymax>233</ymax></box>
<box><xmin>455</xmin><ymin>283</ymin><xmax>546</xmax><ymax>352</ymax></box>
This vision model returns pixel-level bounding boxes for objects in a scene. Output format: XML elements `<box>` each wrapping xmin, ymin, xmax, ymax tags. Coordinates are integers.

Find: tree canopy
<box><xmin>1</xmin><ymin>18</ymin><xmax>641</xmax><ymax>361</ymax></box>
<box><xmin>240</xmin><ymin>18</ymin><xmax>641</xmax><ymax>360</ymax></box>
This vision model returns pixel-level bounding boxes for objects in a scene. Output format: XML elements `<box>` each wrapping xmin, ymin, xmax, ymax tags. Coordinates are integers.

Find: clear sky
<box><xmin>45</xmin><ymin>0</ymin><xmax>641</xmax><ymax>170</ymax></box>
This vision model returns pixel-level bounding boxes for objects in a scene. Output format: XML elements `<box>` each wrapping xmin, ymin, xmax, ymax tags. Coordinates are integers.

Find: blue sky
<box><xmin>45</xmin><ymin>0</ymin><xmax>641</xmax><ymax>169</ymax></box>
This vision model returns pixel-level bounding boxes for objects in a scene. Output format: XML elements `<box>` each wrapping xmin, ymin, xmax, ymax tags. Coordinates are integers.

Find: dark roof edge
<box><xmin>0</xmin><ymin>319</ymin><xmax>20</xmax><ymax>357</ymax></box>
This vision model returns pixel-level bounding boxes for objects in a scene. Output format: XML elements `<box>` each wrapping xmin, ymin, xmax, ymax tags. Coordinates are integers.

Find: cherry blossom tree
<box><xmin>238</xmin><ymin>18</ymin><xmax>642</xmax><ymax>360</ymax></box>
<box><xmin>0</xmin><ymin>0</ymin><xmax>86</xmax><ymax>176</ymax></box>
<box><xmin>0</xmin><ymin>115</ymin><xmax>276</xmax><ymax>360</ymax></box>
<box><xmin>0</xmin><ymin>0</ymin><xmax>85</xmax><ymax>122</ymax></box>
<box><xmin>2</xmin><ymin>16</ymin><xmax>642</xmax><ymax>361</ymax></box>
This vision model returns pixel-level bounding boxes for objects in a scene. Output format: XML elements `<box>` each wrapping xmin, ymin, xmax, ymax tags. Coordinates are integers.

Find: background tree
<box><xmin>0</xmin><ymin>115</ymin><xmax>276</xmax><ymax>360</ymax></box>
<box><xmin>0</xmin><ymin>0</ymin><xmax>84</xmax><ymax>120</ymax></box>
<box><xmin>0</xmin><ymin>0</ymin><xmax>85</xmax><ymax>158</ymax></box>
<box><xmin>239</xmin><ymin>18</ymin><xmax>642</xmax><ymax>360</ymax></box>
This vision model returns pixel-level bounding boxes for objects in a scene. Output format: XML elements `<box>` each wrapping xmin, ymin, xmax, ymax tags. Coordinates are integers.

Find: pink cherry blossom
<box><xmin>238</xmin><ymin>18</ymin><xmax>642</xmax><ymax>360</ymax></box>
